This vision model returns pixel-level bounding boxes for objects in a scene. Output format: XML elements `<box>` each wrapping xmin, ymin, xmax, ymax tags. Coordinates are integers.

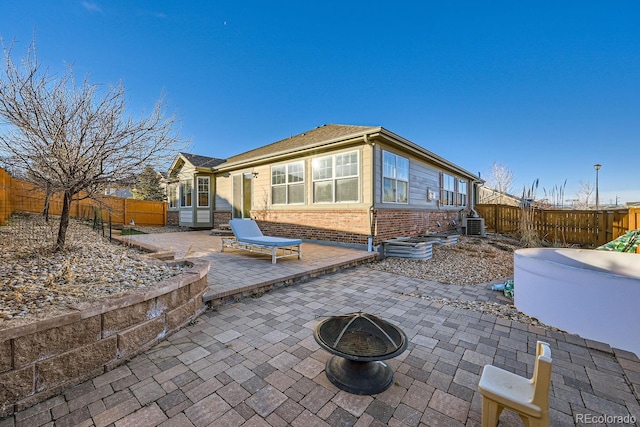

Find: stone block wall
<box><xmin>0</xmin><ymin>259</ymin><xmax>210</xmax><ymax>418</ymax></box>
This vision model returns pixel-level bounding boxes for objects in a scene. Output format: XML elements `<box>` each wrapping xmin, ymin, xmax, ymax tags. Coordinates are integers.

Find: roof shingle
<box><xmin>220</xmin><ymin>124</ymin><xmax>378</xmax><ymax>166</ymax></box>
<box><xmin>179</xmin><ymin>153</ymin><xmax>226</xmax><ymax>168</ymax></box>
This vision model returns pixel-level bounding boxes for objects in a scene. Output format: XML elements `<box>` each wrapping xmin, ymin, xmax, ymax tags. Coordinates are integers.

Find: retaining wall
<box><xmin>0</xmin><ymin>258</ymin><xmax>210</xmax><ymax>417</ymax></box>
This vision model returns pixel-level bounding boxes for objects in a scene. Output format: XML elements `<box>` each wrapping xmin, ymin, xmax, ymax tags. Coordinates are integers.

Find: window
<box><xmin>312</xmin><ymin>151</ymin><xmax>359</xmax><ymax>203</ymax></box>
<box><xmin>382</xmin><ymin>151</ymin><xmax>409</xmax><ymax>203</ymax></box>
<box><xmin>197</xmin><ymin>177</ymin><xmax>210</xmax><ymax>207</ymax></box>
<box><xmin>180</xmin><ymin>179</ymin><xmax>192</xmax><ymax>207</ymax></box>
<box><xmin>168</xmin><ymin>183</ymin><xmax>179</xmax><ymax>208</ymax></box>
<box><xmin>442</xmin><ymin>173</ymin><xmax>456</xmax><ymax>206</ymax></box>
<box><xmin>441</xmin><ymin>173</ymin><xmax>468</xmax><ymax>207</ymax></box>
<box><xmin>458</xmin><ymin>179</ymin><xmax>468</xmax><ymax>206</ymax></box>
<box><xmin>271</xmin><ymin>162</ymin><xmax>304</xmax><ymax>205</ymax></box>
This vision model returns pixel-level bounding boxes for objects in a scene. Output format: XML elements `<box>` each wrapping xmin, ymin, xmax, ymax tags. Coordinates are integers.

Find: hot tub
<box><xmin>514</xmin><ymin>248</ymin><xmax>640</xmax><ymax>357</ymax></box>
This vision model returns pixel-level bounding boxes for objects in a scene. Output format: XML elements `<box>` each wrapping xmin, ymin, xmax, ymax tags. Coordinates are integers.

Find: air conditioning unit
<box><xmin>465</xmin><ymin>217</ymin><xmax>486</xmax><ymax>236</ymax></box>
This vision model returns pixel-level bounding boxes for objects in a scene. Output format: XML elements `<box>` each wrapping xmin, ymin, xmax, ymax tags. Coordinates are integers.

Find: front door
<box><xmin>232</xmin><ymin>174</ymin><xmax>252</xmax><ymax>219</ymax></box>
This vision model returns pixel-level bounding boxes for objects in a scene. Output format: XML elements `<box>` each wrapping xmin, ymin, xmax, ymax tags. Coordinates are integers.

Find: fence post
<box><xmin>163</xmin><ymin>202</ymin><xmax>167</xmax><ymax>226</ymax></box>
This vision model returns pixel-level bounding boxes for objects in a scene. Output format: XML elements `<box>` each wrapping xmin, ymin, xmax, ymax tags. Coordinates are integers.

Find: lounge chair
<box><xmin>221</xmin><ymin>219</ymin><xmax>302</xmax><ymax>264</ymax></box>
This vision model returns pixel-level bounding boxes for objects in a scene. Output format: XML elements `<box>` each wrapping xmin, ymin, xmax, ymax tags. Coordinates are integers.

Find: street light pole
<box><xmin>594</xmin><ymin>164</ymin><xmax>601</xmax><ymax>210</ymax></box>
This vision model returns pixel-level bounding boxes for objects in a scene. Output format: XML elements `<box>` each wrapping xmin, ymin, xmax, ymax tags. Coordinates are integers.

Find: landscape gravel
<box><xmin>370</xmin><ymin>234</ymin><xmax>522</xmax><ymax>286</ymax></box>
<box><xmin>2</xmin><ymin>214</ymin><xmax>557</xmax><ymax>331</ymax></box>
<box><xmin>369</xmin><ymin>234</ymin><xmax>565</xmax><ymax>331</ymax></box>
<box><xmin>0</xmin><ymin>214</ymin><xmax>186</xmax><ymax>326</ymax></box>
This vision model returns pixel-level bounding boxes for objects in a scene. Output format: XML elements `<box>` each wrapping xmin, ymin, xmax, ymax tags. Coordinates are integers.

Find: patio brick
<box><xmin>184</xmin><ymin>393</ymin><xmax>231</xmax><ymax>425</ymax></box>
<box><xmin>245</xmin><ymin>386</ymin><xmax>288</xmax><ymax>417</ymax></box>
<box><xmin>299</xmin><ymin>386</ymin><xmax>335</xmax><ymax>414</ymax></box>
<box><xmin>428</xmin><ymin>389</ymin><xmax>470</xmax><ymax>423</ymax></box>
<box><xmin>3</xmin><ymin>234</ymin><xmax>639</xmax><ymax>426</ymax></box>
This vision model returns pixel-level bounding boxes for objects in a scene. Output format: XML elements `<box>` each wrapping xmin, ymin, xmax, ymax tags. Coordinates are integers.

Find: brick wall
<box><xmin>0</xmin><ymin>259</ymin><xmax>209</xmax><ymax>417</ymax></box>
<box><xmin>248</xmin><ymin>208</ymin><xmax>464</xmax><ymax>246</ymax></box>
<box><xmin>254</xmin><ymin>209</ymin><xmax>370</xmax><ymax>245</ymax></box>
<box><xmin>167</xmin><ymin>210</ymin><xmax>179</xmax><ymax>226</ymax></box>
<box><xmin>372</xmin><ymin>209</ymin><xmax>462</xmax><ymax>244</ymax></box>
<box><xmin>213</xmin><ymin>210</ymin><xmax>232</xmax><ymax>229</ymax></box>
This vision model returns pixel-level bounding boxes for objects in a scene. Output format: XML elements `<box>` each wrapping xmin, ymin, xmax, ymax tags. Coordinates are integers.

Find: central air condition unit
<box><xmin>465</xmin><ymin>217</ymin><xmax>486</xmax><ymax>236</ymax></box>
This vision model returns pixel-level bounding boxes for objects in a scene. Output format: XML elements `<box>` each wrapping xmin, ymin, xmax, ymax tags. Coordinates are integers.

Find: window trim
<box><xmin>312</xmin><ymin>150</ymin><xmax>360</xmax><ymax>204</ymax></box>
<box><xmin>179</xmin><ymin>179</ymin><xmax>193</xmax><ymax>208</ymax></box>
<box><xmin>440</xmin><ymin>172</ymin><xmax>468</xmax><ymax>207</ymax></box>
<box><xmin>271</xmin><ymin>161</ymin><xmax>305</xmax><ymax>205</ymax></box>
<box><xmin>458</xmin><ymin>179</ymin><xmax>468</xmax><ymax>207</ymax></box>
<box><xmin>382</xmin><ymin>150</ymin><xmax>409</xmax><ymax>204</ymax></box>
<box><xmin>196</xmin><ymin>176</ymin><xmax>210</xmax><ymax>208</ymax></box>
<box><xmin>168</xmin><ymin>182</ymin><xmax>179</xmax><ymax>209</ymax></box>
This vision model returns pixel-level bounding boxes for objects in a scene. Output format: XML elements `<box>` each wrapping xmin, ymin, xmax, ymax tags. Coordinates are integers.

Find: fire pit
<box><xmin>313</xmin><ymin>312</ymin><xmax>408</xmax><ymax>395</ymax></box>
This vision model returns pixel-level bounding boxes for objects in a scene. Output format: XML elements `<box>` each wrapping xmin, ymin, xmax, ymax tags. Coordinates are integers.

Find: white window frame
<box><xmin>442</xmin><ymin>173</ymin><xmax>456</xmax><ymax>206</ymax></box>
<box><xmin>382</xmin><ymin>150</ymin><xmax>409</xmax><ymax>204</ymax></box>
<box><xmin>168</xmin><ymin>182</ymin><xmax>179</xmax><ymax>209</ymax></box>
<box><xmin>197</xmin><ymin>176</ymin><xmax>210</xmax><ymax>207</ymax></box>
<box><xmin>271</xmin><ymin>161</ymin><xmax>305</xmax><ymax>205</ymax></box>
<box><xmin>458</xmin><ymin>179</ymin><xmax>468</xmax><ymax>207</ymax></box>
<box><xmin>312</xmin><ymin>151</ymin><xmax>360</xmax><ymax>204</ymax></box>
<box><xmin>180</xmin><ymin>179</ymin><xmax>193</xmax><ymax>207</ymax></box>
<box><xmin>441</xmin><ymin>173</ymin><xmax>468</xmax><ymax>207</ymax></box>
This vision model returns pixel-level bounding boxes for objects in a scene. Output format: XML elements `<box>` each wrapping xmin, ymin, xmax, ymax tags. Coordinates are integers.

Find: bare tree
<box><xmin>575</xmin><ymin>180</ymin><xmax>595</xmax><ymax>209</ymax></box>
<box><xmin>0</xmin><ymin>37</ymin><xmax>186</xmax><ymax>251</ymax></box>
<box><xmin>484</xmin><ymin>162</ymin><xmax>514</xmax><ymax>204</ymax></box>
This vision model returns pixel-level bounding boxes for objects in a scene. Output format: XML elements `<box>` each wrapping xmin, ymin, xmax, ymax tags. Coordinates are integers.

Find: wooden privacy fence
<box><xmin>0</xmin><ymin>168</ymin><xmax>167</xmax><ymax>226</ymax></box>
<box><xmin>475</xmin><ymin>203</ymin><xmax>638</xmax><ymax>247</ymax></box>
<box><xmin>0</xmin><ymin>167</ymin><xmax>10</xmax><ymax>225</ymax></box>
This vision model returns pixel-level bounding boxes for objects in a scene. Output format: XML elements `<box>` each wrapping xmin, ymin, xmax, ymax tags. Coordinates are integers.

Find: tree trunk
<box><xmin>43</xmin><ymin>191</ymin><xmax>50</xmax><ymax>222</ymax></box>
<box><xmin>56</xmin><ymin>190</ymin><xmax>72</xmax><ymax>252</ymax></box>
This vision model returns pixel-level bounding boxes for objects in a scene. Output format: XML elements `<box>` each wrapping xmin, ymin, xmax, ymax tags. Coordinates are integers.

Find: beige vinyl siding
<box><xmin>360</xmin><ymin>144</ymin><xmax>373</xmax><ymax>206</ymax></box>
<box><xmin>215</xmin><ymin>175</ymin><xmax>232</xmax><ymax>211</ymax></box>
<box><xmin>409</xmin><ymin>161</ymin><xmax>439</xmax><ymax>207</ymax></box>
<box><xmin>373</xmin><ymin>143</ymin><xmax>442</xmax><ymax>208</ymax></box>
<box><xmin>246</xmin><ymin>146</ymin><xmax>370</xmax><ymax>212</ymax></box>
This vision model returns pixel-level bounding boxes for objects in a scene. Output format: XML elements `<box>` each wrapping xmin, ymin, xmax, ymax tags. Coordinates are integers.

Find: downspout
<box><xmin>365</xmin><ymin>134</ymin><xmax>376</xmax><ymax>252</ymax></box>
<box><xmin>470</xmin><ymin>178</ymin><xmax>483</xmax><ymax>217</ymax></box>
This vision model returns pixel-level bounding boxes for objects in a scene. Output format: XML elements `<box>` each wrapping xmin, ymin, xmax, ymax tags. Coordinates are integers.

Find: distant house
<box><xmin>104</xmin><ymin>187</ymin><xmax>133</xmax><ymax>199</ymax></box>
<box><xmin>166</xmin><ymin>124</ymin><xmax>481</xmax><ymax>245</ymax></box>
<box><xmin>104</xmin><ymin>176</ymin><xmax>136</xmax><ymax>199</ymax></box>
<box><xmin>477</xmin><ymin>187</ymin><xmax>521</xmax><ymax>206</ymax></box>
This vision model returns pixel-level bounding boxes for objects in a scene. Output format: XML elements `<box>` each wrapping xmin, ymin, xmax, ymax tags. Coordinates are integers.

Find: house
<box><xmin>165</xmin><ymin>153</ymin><xmax>226</xmax><ymax>226</ymax></box>
<box><xmin>166</xmin><ymin>124</ymin><xmax>481</xmax><ymax>245</ymax></box>
<box><xmin>477</xmin><ymin>187</ymin><xmax>522</xmax><ymax>206</ymax></box>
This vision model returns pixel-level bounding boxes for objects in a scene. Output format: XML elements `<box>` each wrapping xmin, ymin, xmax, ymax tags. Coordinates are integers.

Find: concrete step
<box><xmin>210</xmin><ymin>224</ymin><xmax>234</xmax><ymax>236</ymax></box>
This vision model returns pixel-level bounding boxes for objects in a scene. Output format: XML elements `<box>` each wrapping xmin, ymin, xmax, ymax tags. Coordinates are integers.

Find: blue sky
<box><xmin>2</xmin><ymin>1</ymin><xmax>639</xmax><ymax>204</ymax></box>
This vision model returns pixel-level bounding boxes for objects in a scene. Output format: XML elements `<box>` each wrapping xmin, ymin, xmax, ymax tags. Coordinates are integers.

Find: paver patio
<box><xmin>2</xmin><ymin>232</ymin><xmax>639</xmax><ymax>426</ymax></box>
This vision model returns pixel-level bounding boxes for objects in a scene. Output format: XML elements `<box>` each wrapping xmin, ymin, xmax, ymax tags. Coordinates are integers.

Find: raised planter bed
<box><xmin>383</xmin><ymin>238</ymin><xmax>434</xmax><ymax>260</ymax></box>
<box><xmin>0</xmin><ymin>258</ymin><xmax>210</xmax><ymax>418</ymax></box>
<box><xmin>382</xmin><ymin>234</ymin><xmax>459</xmax><ymax>260</ymax></box>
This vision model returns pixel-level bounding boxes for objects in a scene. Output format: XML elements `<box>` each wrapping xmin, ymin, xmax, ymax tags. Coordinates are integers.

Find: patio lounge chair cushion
<box><xmin>229</xmin><ymin>220</ymin><xmax>302</xmax><ymax>247</ymax></box>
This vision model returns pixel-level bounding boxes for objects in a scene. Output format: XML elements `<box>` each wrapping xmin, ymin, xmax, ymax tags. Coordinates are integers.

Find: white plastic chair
<box><xmin>477</xmin><ymin>341</ymin><xmax>552</xmax><ymax>427</ymax></box>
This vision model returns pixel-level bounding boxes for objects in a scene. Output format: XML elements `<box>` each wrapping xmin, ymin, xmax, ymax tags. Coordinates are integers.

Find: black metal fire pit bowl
<box><xmin>313</xmin><ymin>312</ymin><xmax>408</xmax><ymax>395</ymax></box>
